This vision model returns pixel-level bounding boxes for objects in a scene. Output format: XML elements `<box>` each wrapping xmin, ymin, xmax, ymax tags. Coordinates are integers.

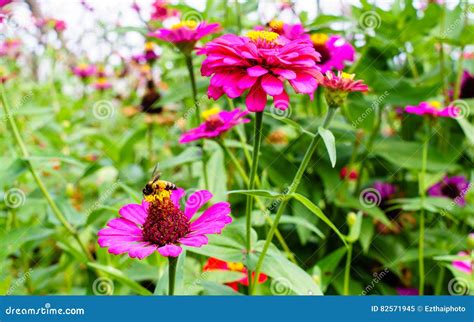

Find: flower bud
<box><xmin>347</xmin><ymin>212</ymin><xmax>357</xmax><ymax>227</ymax></box>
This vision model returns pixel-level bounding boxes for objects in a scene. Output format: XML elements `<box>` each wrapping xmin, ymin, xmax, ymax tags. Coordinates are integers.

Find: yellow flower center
<box><xmin>201</xmin><ymin>106</ymin><xmax>220</xmax><ymax>120</ymax></box>
<box><xmin>96</xmin><ymin>77</ymin><xmax>108</xmax><ymax>84</ymax></box>
<box><xmin>77</xmin><ymin>63</ymin><xmax>89</xmax><ymax>69</ymax></box>
<box><xmin>310</xmin><ymin>33</ymin><xmax>329</xmax><ymax>45</ymax></box>
<box><xmin>429</xmin><ymin>100</ymin><xmax>442</xmax><ymax>109</ymax></box>
<box><xmin>246</xmin><ymin>30</ymin><xmax>279</xmax><ymax>43</ymax></box>
<box><xmin>227</xmin><ymin>262</ymin><xmax>245</xmax><ymax>271</ymax></box>
<box><xmin>172</xmin><ymin>20</ymin><xmax>198</xmax><ymax>30</ymax></box>
<box><xmin>269</xmin><ymin>19</ymin><xmax>284</xmax><ymax>31</ymax></box>
<box><xmin>144</xmin><ymin>42</ymin><xmax>154</xmax><ymax>51</ymax></box>
<box><xmin>341</xmin><ymin>72</ymin><xmax>355</xmax><ymax>80</ymax></box>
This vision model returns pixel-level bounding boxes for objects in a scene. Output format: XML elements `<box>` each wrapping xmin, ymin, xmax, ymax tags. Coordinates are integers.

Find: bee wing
<box><xmin>151</xmin><ymin>164</ymin><xmax>161</xmax><ymax>183</ymax></box>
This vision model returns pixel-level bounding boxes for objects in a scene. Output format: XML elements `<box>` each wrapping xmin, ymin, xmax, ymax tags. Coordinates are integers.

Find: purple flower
<box><xmin>310</xmin><ymin>34</ymin><xmax>355</xmax><ymax>73</ymax></box>
<box><xmin>373</xmin><ymin>181</ymin><xmax>397</xmax><ymax>200</ymax></box>
<box><xmin>98</xmin><ymin>188</ymin><xmax>232</xmax><ymax>258</ymax></box>
<box><xmin>179</xmin><ymin>107</ymin><xmax>250</xmax><ymax>144</ymax></box>
<box><xmin>427</xmin><ymin>175</ymin><xmax>470</xmax><ymax>206</ymax></box>
<box><xmin>404</xmin><ymin>101</ymin><xmax>458</xmax><ymax>118</ymax></box>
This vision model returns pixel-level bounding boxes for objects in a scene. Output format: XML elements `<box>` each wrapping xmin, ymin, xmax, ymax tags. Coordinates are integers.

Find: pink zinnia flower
<box><xmin>316</xmin><ymin>71</ymin><xmax>368</xmax><ymax>107</ymax></box>
<box><xmin>404</xmin><ymin>101</ymin><xmax>458</xmax><ymax>118</ymax></box>
<box><xmin>179</xmin><ymin>107</ymin><xmax>250</xmax><ymax>143</ymax></box>
<box><xmin>98</xmin><ymin>188</ymin><xmax>232</xmax><ymax>258</ymax></box>
<box><xmin>260</xmin><ymin>20</ymin><xmax>307</xmax><ymax>42</ymax></box>
<box><xmin>310</xmin><ymin>33</ymin><xmax>355</xmax><ymax>73</ymax></box>
<box><xmin>150</xmin><ymin>0</ymin><xmax>179</xmax><ymax>21</ymax></box>
<box><xmin>452</xmin><ymin>251</ymin><xmax>472</xmax><ymax>274</ymax></box>
<box><xmin>199</xmin><ymin>30</ymin><xmax>321</xmax><ymax>112</ymax></box>
<box><xmin>72</xmin><ymin>63</ymin><xmax>96</xmax><ymax>79</ymax></box>
<box><xmin>93</xmin><ymin>77</ymin><xmax>112</xmax><ymax>91</ymax></box>
<box><xmin>149</xmin><ymin>20</ymin><xmax>220</xmax><ymax>54</ymax></box>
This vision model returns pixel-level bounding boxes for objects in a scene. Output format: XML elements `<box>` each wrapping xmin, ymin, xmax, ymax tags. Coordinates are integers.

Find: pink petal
<box><xmin>272</xmin><ymin>68</ymin><xmax>296</xmax><ymax>80</ymax></box>
<box><xmin>119</xmin><ymin>203</ymin><xmax>146</xmax><ymax>225</ymax></box>
<box><xmin>107</xmin><ymin>218</ymin><xmax>142</xmax><ymax>235</ymax></box>
<box><xmin>128</xmin><ymin>243</ymin><xmax>157</xmax><ymax>259</ymax></box>
<box><xmin>273</xmin><ymin>90</ymin><xmax>290</xmax><ymax>110</ymax></box>
<box><xmin>238</xmin><ymin>75</ymin><xmax>258</xmax><ymax>89</ymax></box>
<box><xmin>247</xmin><ymin>66</ymin><xmax>268</xmax><ymax>77</ymax></box>
<box><xmin>185</xmin><ymin>190</ymin><xmax>213</xmax><ymax>219</ymax></box>
<box><xmin>171</xmin><ymin>188</ymin><xmax>186</xmax><ymax>208</ymax></box>
<box><xmin>261</xmin><ymin>74</ymin><xmax>284</xmax><ymax>96</ymax></box>
<box><xmin>179</xmin><ymin>235</ymin><xmax>208</xmax><ymax>247</ymax></box>
<box><xmin>157</xmin><ymin>244</ymin><xmax>183</xmax><ymax>257</ymax></box>
<box><xmin>245</xmin><ymin>83</ymin><xmax>267</xmax><ymax>112</ymax></box>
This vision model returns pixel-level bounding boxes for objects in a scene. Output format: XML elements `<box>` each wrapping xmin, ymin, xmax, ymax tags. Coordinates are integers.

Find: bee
<box><xmin>143</xmin><ymin>166</ymin><xmax>177</xmax><ymax>197</ymax></box>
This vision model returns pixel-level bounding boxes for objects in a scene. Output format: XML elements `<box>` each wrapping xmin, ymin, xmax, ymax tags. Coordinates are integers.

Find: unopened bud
<box><xmin>347</xmin><ymin>212</ymin><xmax>357</xmax><ymax>227</ymax></box>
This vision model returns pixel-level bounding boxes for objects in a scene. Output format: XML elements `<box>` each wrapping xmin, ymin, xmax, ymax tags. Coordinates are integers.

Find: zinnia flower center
<box><xmin>311</xmin><ymin>33</ymin><xmax>331</xmax><ymax>64</ymax></box>
<box><xmin>144</xmin><ymin>42</ymin><xmax>154</xmax><ymax>51</ymax></box>
<box><xmin>142</xmin><ymin>197</ymin><xmax>190</xmax><ymax>246</ymax></box>
<box><xmin>429</xmin><ymin>100</ymin><xmax>442</xmax><ymax>110</ymax></box>
<box><xmin>204</xmin><ymin>115</ymin><xmax>225</xmax><ymax>131</ymax></box>
<box><xmin>268</xmin><ymin>19</ymin><xmax>284</xmax><ymax>33</ymax></box>
<box><xmin>440</xmin><ymin>183</ymin><xmax>461</xmax><ymax>199</ymax></box>
<box><xmin>172</xmin><ymin>20</ymin><xmax>198</xmax><ymax>30</ymax></box>
<box><xmin>246</xmin><ymin>30</ymin><xmax>280</xmax><ymax>44</ymax></box>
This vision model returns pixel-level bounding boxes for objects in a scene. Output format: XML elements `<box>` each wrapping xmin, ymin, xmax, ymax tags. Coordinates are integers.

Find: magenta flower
<box><xmin>179</xmin><ymin>107</ymin><xmax>250</xmax><ymax>143</ymax></box>
<box><xmin>149</xmin><ymin>21</ymin><xmax>220</xmax><ymax>54</ymax></box>
<box><xmin>199</xmin><ymin>31</ymin><xmax>321</xmax><ymax>112</ymax></box>
<box><xmin>72</xmin><ymin>63</ymin><xmax>96</xmax><ymax>79</ymax></box>
<box><xmin>93</xmin><ymin>77</ymin><xmax>112</xmax><ymax>91</ymax></box>
<box><xmin>259</xmin><ymin>20</ymin><xmax>307</xmax><ymax>42</ymax></box>
<box><xmin>452</xmin><ymin>251</ymin><xmax>472</xmax><ymax>274</ymax></box>
<box><xmin>132</xmin><ymin>42</ymin><xmax>159</xmax><ymax>64</ymax></box>
<box><xmin>459</xmin><ymin>70</ymin><xmax>473</xmax><ymax>99</ymax></box>
<box><xmin>310</xmin><ymin>34</ymin><xmax>355</xmax><ymax>73</ymax></box>
<box><xmin>427</xmin><ymin>175</ymin><xmax>470</xmax><ymax>206</ymax></box>
<box><xmin>0</xmin><ymin>0</ymin><xmax>12</xmax><ymax>7</ymax></box>
<box><xmin>315</xmin><ymin>71</ymin><xmax>368</xmax><ymax>107</ymax></box>
<box><xmin>404</xmin><ymin>101</ymin><xmax>458</xmax><ymax>118</ymax></box>
<box><xmin>396</xmin><ymin>287</ymin><xmax>419</xmax><ymax>296</ymax></box>
<box><xmin>150</xmin><ymin>0</ymin><xmax>179</xmax><ymax>21</ymax></box>
<box><xmin>373</xmin><ymin>181</ymin><xmax>397</xmax><ymax>200</ymax></box>
<box><xmin>98</xmin><ymin>188</ymin><xmax>232</xmax><ymax>258</ymax></box>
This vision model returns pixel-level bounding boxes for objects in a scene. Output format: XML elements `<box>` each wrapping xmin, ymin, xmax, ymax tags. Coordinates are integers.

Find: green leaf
<box><xmin>359</xmin><ymin>216</ymin><xmax>374</xmax><ymax>254</ymax></box>
<box><xmin>313</xmin><ymin>247</ymin><xmax>347</xmax><ymax>292</ymax></box>
<box><xmin>200</xmin><ymin>281</ymin><xmax>244</xmax><ymax>295</ymax></box>
<box><xmin>457</xmin><ymin>118</ymin><xmax>474</xmax><ymax>146</ymax></box>
<box><xmin>293</xmin><ymin>193</ymin><xmax>348</xmax><ymax>247</ymax></box>
<box><xmin>227</xmin><ymin>189</ymin><xmax>289</xmax><ymax>199</ymax></box>
<box><xmin>0</xmin><ymin>158</ymin><xmax>27</xmax><ymax>183</ymax></box>
<box><xmin>273</xmin><ymin>215</ymin><xmax>325</xmax><ymax>239</ymax></box>
<box><xmin>318</xmin><ymin>127</ymin><xmax>337</xmax><ymax>167</ymax></box>
<box><xmin>87</xmin><ymin>263</ymin><xmax>153</xmax><ymax>295</ymax></box>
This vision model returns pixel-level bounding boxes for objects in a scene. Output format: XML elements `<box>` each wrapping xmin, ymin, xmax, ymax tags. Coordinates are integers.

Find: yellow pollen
<box><xmin>227</xmin><ymin>262</ymin><xmax>245</xmax><ymax>271</ymax></box>
<box><xmin>310</xmin><ymin>33</ymin><xmax>329</xmax><ymax>45</ymax></box>
<box><xmin>96</xmin><ymin>77</ymin><xmax>108</xmax><ymax>84</ymax></box>
<box><xmin>201</xmin><ymin>106</ymin><xmax>220</xmax><ymax>120</ymax></box>
<box><xmin>246</xmin><ymin>30</ymin><xmax>279</xmax><ymax>43</ymax></box>
<box><xmin>144</xmin><ymin>42</ymin><xmax>154</xmax><ymax>51</ymax></box>
<box><xmin>172</xmin><ymin>20</ymin><xmax>198</xmax><ymax>30</ymax></box>
<box><xmin>341</xmin><ymin>72</ymin><xmax>355</xmax><ymax>80</ymax></box>
<box><xmin>429</xmin><ymin>100</ymin><xmax>442</xmax><ymax>109</ymax></box>
<box><xmin>77</xmin><ymin>63</ymin><xmax>89</xmax><ymax>69</ymax></box>
<box><xmin>269</xmin><ymin>19</ymin><xmax>284</xmax><ymax>31</ymax></box>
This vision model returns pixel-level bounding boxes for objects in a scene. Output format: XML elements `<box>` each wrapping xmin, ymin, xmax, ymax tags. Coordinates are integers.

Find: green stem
<box><xmin>184</xmin><ymin>54</ymin><xmax>200</xmax><ymax>125</ymax></box>
<box><xmin>220</xmin><ymin>139</ymin><xmax>297</xmax><ymax>264</ymax></box>
<box><xmin>201</xmin><ymin>142</ymin><xmax>209</xmax><ymax>190</ymax></box>
<box><xmin>434</xmin><ymin>265</ymin><xmax>445</xmax><ymax>295</ymax></box>
<box><xmin>168</xmin><ymin>256</ymin><xmax>178</xmax><ymax>295</ymax></box>
<box><xmin>147</xmin><ymin>122</ymin><xmax>154</xmax><ymax>169</ymax></box>
<box><xmin>419</xmin><ymin>130</ymin><xmax>430</xmax><ymax>295</ymax></box>
<box><xmin>1</xmin><ymin>85</ymin><xmax>94</xmax><ymax>263</ymax></box>
<box><xmin>235</xmin><ymin>0</ymin><xmax>242</xmax><ymax>33</ymax></box>
<box><xmin>245</xmin><ymin>111</ymin><xmax>264</xmax><ymax>290</ymax></box>
<box><xmin>250</xmin><ymin>108</ymin><xmax>337</xmax><ymax>294</ymax></box>
<box><xmin>343</xmin><ymin>243</ymin><xmax>353</xmax><ymax>295</ymax></box>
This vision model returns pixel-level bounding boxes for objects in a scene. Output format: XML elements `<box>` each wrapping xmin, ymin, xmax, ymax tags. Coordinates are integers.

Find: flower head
<box><xmin>149</xmin><ymin>21</ymin><xmax>220</xmax><ymax>54</ymax></box>
<box><xmin>310</xmin><ymin>33</ymin><xmax>355</xmax><ymax>73</ymax></box>
<box><xmin>404</xmin><ymin>101</ymin><xmax>458</xmax><ymax>118</ymax></box>
<box><xmin>316</xmin><ymin>71</ymin><xmax>368</xmax><ymax>108</ymax></box>
<box><xmin>203</xmin><ymin>257</ymin><xmax>267</xmax><ymax>291</ymax></box>
<box><xmin>98</xmin><ymin>188</ymin><xmax>232</xmax><ymax>258</ymax></box>
<box><xmin>150</xmin><ymin>0</ymin><xmax>179</xmax><ymax>21</ymax></box>
<box><xmin>427</xmin><ymin>175</ymin><xmax>470</xmax><ymax>206</ymax></box>
<box><xmin>133</xmin><ymin>42</ymin><xmax>160</xmax><ymax>64</ymax></box>
<box><xmin>199</xmin><ymin>32</ymin><xmax>321</xmax><ymax>112</ymax></box>
<box><xmin>36</xmin><ymin>18</ymin><xmax>66</xmax><ymax>32</ymax></box>
<box><xmin>72</xmin><ymin>63</ymin><xmax>96</xmax><ymax>79</ymax></box>
<box><xmin>263</xmin><ymin>20</ymin><xmax>307</xmax><ymax>41</ymax></box>
<box><xmin>452</xmin><ymin>251</ymin><xmax>472</xmax><ymax>274</ymax></box>
<box><xmin>93</xmin><ymin>77</ymin><xmax>112</xmax><ymax>91</ymax></box>
<box><xmin>0</xmin><ymin>38</ymin><xmax>21</xmax><ymax>58</ymax></box>
<box><xmin>179</xmin><ymin>107</ymin><xmax>250</xmax><ymax>143</ymax></box>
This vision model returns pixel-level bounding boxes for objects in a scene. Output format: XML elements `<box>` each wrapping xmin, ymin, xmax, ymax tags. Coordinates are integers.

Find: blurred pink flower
<box><xmin>36</xmin><ymin>17</ymin><xmax>66</xmax><ymax>32</ymax></box>
<box><xmin>179</xmin><ymin>107</ymin><xmax>250</xmax><ymax>143</ymax></box>
<box><xmin>405</xmin><ymin>101</ymin><xmax>458</xmax><ymax>118</ymax></box>
<box><xmin>0</xmin><ymin>38</ymin><xmax>21</xmax><ymax>57</ymax></box>
<box><xmin>199</xmin><ymin>30</ymin><xmax>321</xmax><ymax>112</ymax></box>
<box><xmin>0</xmin><ymin>0</ymin><xmax>12</xmax><ymax>8</ymax></box>
<box><xmin>149</xmin><ymin>21</ymin><xmax>220</xmax><ymax>54</ymax></box>
<box><xmin>310</xmin><ymin>33</ymin><xmax>355</xmax><ymax>73</ymax></box>
<box><xmin>132</xmin><ymin>42</ymin><xmax>159</xmax><ymax>64</ymax></box>
<box><xmin>259</xmin><ymin>20</ymin><xmax>307</xmax><ymax>42</ymax></box>
<box><xmin>98</xmin><ymin>188</ymin><xmax>232</xmax><ymax>258</ymax></box>
<box><xmin>72</xmin><ymin>63</ymin><xmax>96</xmax><ymax>79</ymax></box>
<box><xmin>150</xmin><ymin>0</ymin><xmax>179</xmax><ymax>21</ymax></box>
<box><xmin>427</xmin><ymin>175</ymin><xmax>470</xmax><ymax>206</ymax></box>
<box><xmin>93</xmin><ymin>77</ymin><xmax>112</xmax><ymax>91</ymax></box>
<box><xmin>452</xmin><ymin>251</ymin><xmax>472</xmax><ymax>274</ymax></box>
